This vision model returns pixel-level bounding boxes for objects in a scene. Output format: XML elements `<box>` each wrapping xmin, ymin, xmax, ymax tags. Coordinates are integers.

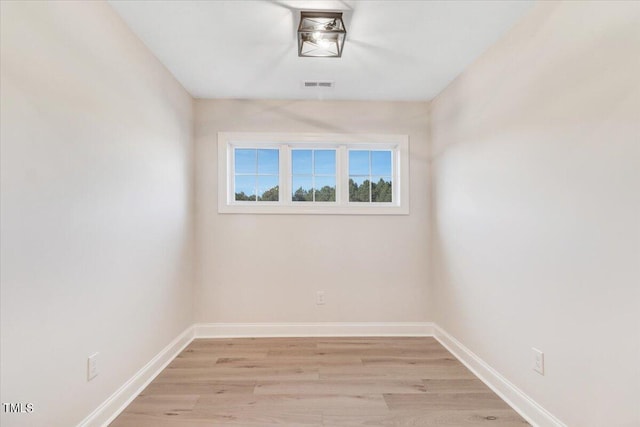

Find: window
<box><xmin>218</xmin><ymin>132</ymin><xmax>409</xmax><ymax>215</ymax></box>
<box><xmin>349</xmin><ymin>150</ymin><xmax>393</xmax><ymax>203</ymax></box>
<box><xmin>292</xmin><ymin>149</ymin><xmax>336</xmax><ymax>202</ymax></box>
<box><xmin>234</xmin><ymin>149</ymin><xmax>279</xmax><ymax>201</ymax></box>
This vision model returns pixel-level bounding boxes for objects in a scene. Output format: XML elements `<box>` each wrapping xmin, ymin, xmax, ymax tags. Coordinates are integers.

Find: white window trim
<box><xmin>218</xmin><ymin>132</ymin><xmax>409</xmax><ymax>215</ymax></box>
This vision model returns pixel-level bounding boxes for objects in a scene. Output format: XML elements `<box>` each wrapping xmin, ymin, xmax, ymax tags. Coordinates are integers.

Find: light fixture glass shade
<box><xmin>297</xmin><ymin>12</ymin><xmax>346</xmax><ymax>58</ymax></box>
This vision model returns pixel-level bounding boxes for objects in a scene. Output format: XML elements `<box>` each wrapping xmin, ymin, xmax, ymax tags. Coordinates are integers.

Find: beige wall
<box><xmin>431</xmin><ymin>2</ymin><xmax>640</xmax><ymax>427</ymax></box>
<box><xmin>3</xmin><ymin>1</ymin><xmax>639</xmax><ymax>426</ymax></box>
<box><xmin>195</xmin><ymin>99</ymin><xmax>431</xmax><ymax>323</ymax></box>
<box><xmin>0</xmin><ymin>2</ymin><xmax>194</xmax><ymax>426</ymax></box>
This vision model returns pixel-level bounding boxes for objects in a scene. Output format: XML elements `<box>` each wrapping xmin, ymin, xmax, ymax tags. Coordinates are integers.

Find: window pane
<box><xmin>292</xmin><ymin>150</ymin><xmax>312</xmax><ymax>175</ymax></box>
<box><xmin>349</xmin><ymin>150</ymin><xmax>369</xmax><ymax>175</ymax></box>
<box><xmin>235</xmin><ymin>175</ymin><xmax>256</xmax><ymax>201</ymax></box>
<box><xmin>371</xmin><ymin>151</ymin><xmax>392</xmax><ymax>176</ymax></box>
<box><xmin>314</xmin><ymin>150</ymin><xmax>336</xmax><ymax>175</ymax></box>
<box><xmin>292</xmin><ymin>176</ymin><xmax>313</xmax><ymax>202</ymax></box>
<box><xmin>371</xmin><ymin>176</ymin><xmax>392</xmax><ymax>203</ymax></box>
<box><xmin>349</xmin><ymin>176</ymin><xmax>370</xmax><ymax>202</ymax></box>
<box><xmin>314</xmin><ymin>176</ymin><xmax>336</xmax><ymax>202</ymax></box>
<box><xmin>257</xmin><ymin>175</ymin><xmax>279</xmax><ymax>201</ymax></box>
<box><xmin>235</xmin><ymin>149</ymin><xmax>256</xmax><ymax>174</ymax></box>
<box><xmin>258</xmin><ymin>149</ymin><xmax>279</xmax><ymax>174</ymax></box>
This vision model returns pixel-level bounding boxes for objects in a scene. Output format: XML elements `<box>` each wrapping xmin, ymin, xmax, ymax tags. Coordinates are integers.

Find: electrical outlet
<box><xmin>87</xmin><ymin>353</ymin><xmax>99</xmax><ymax>381</ymax></box>
<box><xmin>532</xmin><ymin>348</ymin><xmax>544</xmax><ymax>375</ymax></box>
<box><xmin>316</xmin><ymin>291</ymin><xmax>326</xmax><ymax>305</ymax></box>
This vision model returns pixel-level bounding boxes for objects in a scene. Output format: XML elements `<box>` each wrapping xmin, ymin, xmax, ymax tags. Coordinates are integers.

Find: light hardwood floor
<box><xmin>110</xmin><ymin>337</ymin><xmax>529</xmax><ymax>426</ymax></box>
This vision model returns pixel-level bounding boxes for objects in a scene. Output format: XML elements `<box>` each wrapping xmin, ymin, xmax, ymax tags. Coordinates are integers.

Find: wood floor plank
<box><xmin>166</xmin><ymin>358</ymin><xmax>220</xmax><ymax>368</ymax></box>
<box><xmin>141</xmin><ymin>380</ymin><xmax>256</xmax><ymax>396</ymax></box>
<box><xmin>319</xmin><ymin>364</ymin><xmax>476</xmax><ymax>380</ymax></box>
<box><xmin>154</xmin><ymin>366</ymin><xmax>319</xmax><ymax>382</ymax></box>
<box><xmin>111</xmin><ymin>410</ymin><xmax>323</xmax><ymax>427</ymax></box>
<box><xmin>110</xmin><ymin>337</ymin><xmax>529</xmax><ymax>426</ymax></box>
<box><xmin>110</xmin><ymin>413</ymin><xmax>222</xmax><ymax>427</ymax></box>
<box><xmin>176</xmin><ymin>348</ymin><xmax>269</xmax><ymax>359</ymax></box>
<box><xmin>268</xmin><ymin>346</ymin><xmax>448</xmax><ymax>358</ymax></box>
<box><xmin>116</xmin><ymin>394</ymin><xmax>199</xmax><ymax>416</ymax></box>
<box><xmin>422</xmin><ymin>378</ymin><xmax>492</xmax><ymax>393</ymax></box>
<box><xmin>383</xmin><ymin>392</ymin><xmax>513</xmax><ymax>411</ymax></box>
<box><xmin>255</xmin><ymin>379</ymin><xmax>427</xmax><ymax>395</ymax></box>
<box><xmin>323</xmin><ymin>409</ymin><xmax>530</xmax><ymax>426</ymax></box>
<box><xmin>214</xmin><ymin>355</ymin><xmax>364</xmax><ymax>368</ymax></box>
<box><xmin>361</xmin><ymin>356</ymin><xmax>461</xmax><ymax>366</ymax></box>
<box><xmin>195</xmin><ymin>393</ymin><xmax>389</xmax><ymax>414</ymax></box>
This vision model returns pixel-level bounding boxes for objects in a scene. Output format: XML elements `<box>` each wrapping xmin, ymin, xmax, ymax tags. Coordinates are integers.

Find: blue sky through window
<box><xmin>235</xmin><ymin>149</ymin><xmax>256</xmax><ymax>174</ymax></box>
<box><xmin>349</xmin><ymin>150</ymin><xmax>392</xmax><ymax>175</ymax></box>
<box><xmin>258</xmin><ymin>149</ymin><xmax>278</xmax><ymax>174</ymax></box>
<box><xmin>292</xmin><ymin>150</ymin><xmax>312</xmax><ymax>174</ymax></box>
<box><xmin>314</xmin><ymin>150</ymin><xmax>336</xmax><ymax>175</ymax></box>
<box><xmin>292</xmin><ymin>149</ymin><xmax>336</xmax><ymax>175</ymax></box>
<box><xmin>372</xmin><ymin>151</ymin><xmax>392</xmax><ymax>175</ymax></box>
<box><xmin>235</xmin><ymin>148</ymin><xmax>279</xmax><ymax>175</ymax></box>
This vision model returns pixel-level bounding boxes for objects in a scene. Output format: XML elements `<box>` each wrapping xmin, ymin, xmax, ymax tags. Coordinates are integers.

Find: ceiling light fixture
<box><xmin>297</xmin><ymin>11</ymin><xmax>346</xmax><ymax>58</ymax></box>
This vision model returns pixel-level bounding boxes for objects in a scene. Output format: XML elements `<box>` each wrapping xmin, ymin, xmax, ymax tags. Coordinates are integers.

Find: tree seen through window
<box><xmin>348</xmin><ymin>150</ymin><xmax>392</xmax><ymax>203</ymax></box>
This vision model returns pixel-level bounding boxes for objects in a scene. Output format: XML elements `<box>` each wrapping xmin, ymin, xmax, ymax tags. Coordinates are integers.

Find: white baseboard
<box><xmin>433</xmin><ymin>325</ymin><xmax>566</xmax><ymax>427</ymax></box>
<box><xmin>77</xmin><ymin>322</ymin><xmax>564</xmax><ymax>427</ymax></box>
<box><xmin>76</xmin><ymin>325</ymin><xmax>195</xmax><ymax>427</ymax></box>
<box><xmin>194</xmin><ymin>322</ymin><xmax>435</xmax><ymax>338</ymax></box>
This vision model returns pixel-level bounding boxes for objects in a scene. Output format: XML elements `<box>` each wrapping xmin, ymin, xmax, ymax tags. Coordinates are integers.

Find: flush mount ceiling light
<box><xmin>297</xmin><ymin>11</ymin><xmax>346</xmax><ymax>58</ymax></box>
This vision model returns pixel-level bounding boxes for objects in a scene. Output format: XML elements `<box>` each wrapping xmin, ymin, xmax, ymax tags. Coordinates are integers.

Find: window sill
<box><xmin>218</xmin><ymin>203</ymin><xmax>409</xmax><ymax>215</ymax></box>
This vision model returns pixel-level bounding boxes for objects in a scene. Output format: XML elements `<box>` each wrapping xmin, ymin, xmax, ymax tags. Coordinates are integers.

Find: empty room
<box><xmin>1</xmin><ymin>1</ymin><xmax>638</xmax><ymax>426</ymax></box>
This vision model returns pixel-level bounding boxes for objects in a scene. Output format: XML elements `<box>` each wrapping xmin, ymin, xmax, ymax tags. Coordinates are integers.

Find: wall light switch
<box><xmin>532</xmin><ymin>348</ymin><xmax>544</xmax><ymax>375</ymax></box>
<box><xmin>88</xmin><ymin>353</ymin><xmax>99</xmax><ymax>381</ymax></box>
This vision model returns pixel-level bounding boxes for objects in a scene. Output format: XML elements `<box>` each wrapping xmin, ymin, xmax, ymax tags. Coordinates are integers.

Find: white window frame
<box><xmin>218</xmin><ymin>132</ymin><xmax>409</xmax><ymax>215</ymax></box>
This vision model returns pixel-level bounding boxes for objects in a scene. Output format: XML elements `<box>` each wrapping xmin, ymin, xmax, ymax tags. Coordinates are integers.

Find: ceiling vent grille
<box><xmin>302</xmin><ymin>80</ymin><xmax>335</xmax><ymax>89</ymax></box>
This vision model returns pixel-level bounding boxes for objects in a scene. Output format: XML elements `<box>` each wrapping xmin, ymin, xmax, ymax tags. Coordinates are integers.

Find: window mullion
<box><xmin>313</xmin><ymin>151</ymin><xmax>317</xmax><ymax>203</ymax></box>
<box><xmin>254</xmin><ymin>148</ymin><xmax>259</xmax><ymax>201</ymax></box>
<box><xmin>280</xmin><ymin>144</ymin><xmax>290</xmax><ymax>205</ymax></box>
<box><xmin>338</xmin><ymin>145</ymin><xmax>349</xmax><ymax>206</ymax></box>
<box><xmin>393</xmin><ymin>147</ymin><xmax>399</xmax><ymax>205</ymax></box>
<box><xmin>369</xmin><ymin>150</ymin><xmax>372</xmax><ymax>203</ymax></box>
<box><xmin>229</xmin><ymin>144</ymin><xmax>235</xmax><ymax>205</ymax></box>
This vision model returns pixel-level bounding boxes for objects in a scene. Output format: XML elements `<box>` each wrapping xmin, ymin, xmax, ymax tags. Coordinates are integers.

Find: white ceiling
<box><xmin>108</xmin><ymin>0</ymin><xmax>533</xmax><ymax>101</ymax></box>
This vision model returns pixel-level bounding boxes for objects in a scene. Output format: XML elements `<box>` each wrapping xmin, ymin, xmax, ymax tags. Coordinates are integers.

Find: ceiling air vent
<box><xmin>302</xmin><ymin>80</ymin><xmax>335</xmax><ymax>89</ymax></box>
